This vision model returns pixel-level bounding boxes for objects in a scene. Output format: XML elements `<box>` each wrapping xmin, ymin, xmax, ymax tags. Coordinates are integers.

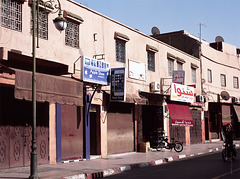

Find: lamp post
<box><xmin>30</xmin><ymin>0</ymin><xmax>67</xmax><ymax>178</ymax></box>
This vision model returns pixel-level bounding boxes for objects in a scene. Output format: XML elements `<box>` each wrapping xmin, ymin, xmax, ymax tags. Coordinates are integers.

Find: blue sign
<box><xmin>82</xmin><ymin>56</ymin><xmax>110</xmax><ymax>85</ymax></box>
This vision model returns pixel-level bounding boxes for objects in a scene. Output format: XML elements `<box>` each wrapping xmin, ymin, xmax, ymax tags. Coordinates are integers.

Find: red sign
<box><xmin>172</xmin><ymin>71</ymin><xmax>185</xmax><ymax>85</ymax></box>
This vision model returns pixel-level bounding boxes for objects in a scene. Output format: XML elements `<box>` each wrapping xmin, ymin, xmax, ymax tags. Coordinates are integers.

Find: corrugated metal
<box><xmin>107</xmin><ymin>113</ymin><xmax>134</xmax><ymax>154</ymax></box>
<box><xmin>61</xmin><ymin>105</ymin><xmax>83</xmax><ymax>160</ymax></box>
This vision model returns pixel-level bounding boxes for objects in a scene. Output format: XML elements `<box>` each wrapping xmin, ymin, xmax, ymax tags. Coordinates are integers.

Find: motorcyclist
<box><xmin>224</xmin><ymin>124</ymin><xmax>233</xmax><ymax>145</ymax></box>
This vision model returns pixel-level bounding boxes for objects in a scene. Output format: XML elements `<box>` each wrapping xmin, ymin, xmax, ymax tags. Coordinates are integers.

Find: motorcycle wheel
<box><xmin>156</xmin><ymin>142</ymin><xmax>165</xmax><ymax>151</ymax></box>
<box><xmin>174</xmin><ymin>142</ymin><xmax>183</xmax><ymax>152</ymax></box>
<box><xmin>222</xmin><ymin>149</ymin><xmax>228</xmax><ymax>162</ymax></box>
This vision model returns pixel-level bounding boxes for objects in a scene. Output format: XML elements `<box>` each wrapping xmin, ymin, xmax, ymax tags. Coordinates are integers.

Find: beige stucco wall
<box><xmin>201</xmin><ymin>42</ymin><xmax>240</xmax><ymax>109</ymax></box>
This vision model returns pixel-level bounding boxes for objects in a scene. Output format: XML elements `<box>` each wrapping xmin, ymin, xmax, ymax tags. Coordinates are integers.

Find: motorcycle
<box><xmin>222</xmin><ymin>142</ymin><xmax>237</xmax><ymax>162</ymax></box>
<box><xmin>150</xmin><ymin>130</ymin><xmax>183</xmax><ymax>152</ymax></box>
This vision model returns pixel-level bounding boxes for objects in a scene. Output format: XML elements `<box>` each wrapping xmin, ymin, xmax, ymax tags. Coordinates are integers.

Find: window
<box><xmin>233</xmin><ymin>76</ymin><xmax>239</xmax><ymax>89</ymax></box>
<box><xmin>191</xmin><ymin>67</ymin><xmax>196</xmax><ymax>83</ymax></box>
<box><xmin>168</xmin><ymin>59</ymin><xmax>174</xmax><ymax>76</ymax></box>
<box><xmin>31</xmin><ymin>10</ymin><xmax>48</xmax><ymax>40</ymax></box>
<box><xmin>220</xmin><ymin>74</ymin><xmax>226</xmax><ymax>87</ymax></box>
<box><xmin>1</xmin><ymin>0</ymin><xmax>22</xmax><ymax>31</ymax></box>
<box><xmin>65</xmin><ymin>21</ymin><xmax>79</xmax><ymax>48</ymax></box>
<box><xmin>147</xmin><ymin>51</ymin><xmax>155</xmax><ymax>72</ymax></box>
<box><xmin>177</xmin><ymin>62</ymin><xmax>183</xmax><ymax>71</ymax></box>
<box><xmin>116</xmin><ymin>39</ymin><xmax>126</xmax><ymax>63</ymax></box>
<box><xmin>207</xmin><ymin>69</ymin><xmax>212</xmax><ymax>83</ymax></box>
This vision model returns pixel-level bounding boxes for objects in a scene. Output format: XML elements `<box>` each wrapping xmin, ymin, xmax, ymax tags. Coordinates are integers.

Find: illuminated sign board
<box><xmin>110</xmin><ymin>68</ymin><xmax>126</xmax><ymax>101</ymax></box>
<box><xmin>82</xmin><ymin>56</ymin><xmax>110</xmax><ymax>85</ymax></box>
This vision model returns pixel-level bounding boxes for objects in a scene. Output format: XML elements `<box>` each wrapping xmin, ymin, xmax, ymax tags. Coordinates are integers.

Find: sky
<box><xmin>76</xmin><ymin>0</ymin><xmax>240</xmax><ymax>48</ymax></box>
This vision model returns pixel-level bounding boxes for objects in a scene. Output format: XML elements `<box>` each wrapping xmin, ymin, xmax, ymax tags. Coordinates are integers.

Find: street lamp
<box><xmin>30</xmin><ymin>0</ymin><xmax>67</xmax><ymax>178</ymax></box>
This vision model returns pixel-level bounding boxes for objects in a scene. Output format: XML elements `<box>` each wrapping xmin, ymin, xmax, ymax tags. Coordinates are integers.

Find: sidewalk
<box><xmin>0</xmin><ymin>140</ymin><xmax>239</xmax><ymax>179</ymax></box>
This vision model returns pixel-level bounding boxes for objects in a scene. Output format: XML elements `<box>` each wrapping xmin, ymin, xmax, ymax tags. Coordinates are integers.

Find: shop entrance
<box><xmin>142</xmin><ymin>105</ymin><xmax>163</xmax><ymax>142</ymax></box>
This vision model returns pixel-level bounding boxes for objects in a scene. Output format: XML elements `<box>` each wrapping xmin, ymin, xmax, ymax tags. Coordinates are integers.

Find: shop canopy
<box><xmin>14</xmin><ymin>69</ymin><xmax>83</xmax><ymax>106</ymax></box>
<box><xmin>233</xmin><ymin>105</ymin><xmax>240</xmax><ymax>122</ymax></box>
<box><xmin>167</xmin><ymin>103</ymin><xmax>193</xmax><ymax>126</ymax></box>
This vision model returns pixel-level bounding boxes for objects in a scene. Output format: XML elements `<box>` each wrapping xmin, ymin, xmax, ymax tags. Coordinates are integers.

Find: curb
<box><xmin>63</xmin><ymin>144</ymin><xmax>240</xmax><ymax>179</ymax></box>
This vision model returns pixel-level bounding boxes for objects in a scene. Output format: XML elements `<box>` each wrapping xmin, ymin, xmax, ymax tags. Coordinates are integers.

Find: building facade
<box><xmin>1</xmin><ymin>0</ymin><xmax>209</xmax><ymax>169</ymax></box>
<box><xmin>153</xmin><ymin>30</ymin><xmax>240</xmax><ymax>140</ymax></box>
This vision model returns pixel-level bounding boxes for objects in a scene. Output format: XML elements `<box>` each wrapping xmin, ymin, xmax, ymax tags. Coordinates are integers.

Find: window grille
<box><xmin>31</xmin><ymin>10</ymin><xmax>48</xmax><ymax>40</ymax></box>
<box><xmin>220</xmin><ymin>74</ymin><xmax>226</xmax><ymax>87</ymax></box>
<box><xmin>65</xmin><ymin>21</ymin><xmax>79</xmax><ymax>48</ymax></box>
<box><xmin>147</xmin><ymin>51</ymin><xmax>155</xmax><ymax>72</ymax></box>
<box><xmin>116</xmin><ymin>39</ymin><xmax>126</xmax><ymax>63</ymax></box>
<box><xmin>177</xmin><ymin>62</ymin><xmax>183</xmax><ymax>71</ymax></box>
<box><xmin>233</xmin><ymin>76</ymin><xmax>239</xmax><ymax>89</ymax></box>
<box><xmin>168</xmin><ymin>59</ymin><xmax>174</xmax><ymax>76</ymax></box>
<box><xmin>191</xmin><ymin>67</ymin><xmax>196</xmax><ymax>83</ymax></box>
<box><xmin>207</xmin><ymin>69</ymin><xmax>212</xmax><ymax>83</ymax></box>
<box><xmin>1</xmin><ymin>0</ymin><xmax>22</xmax><ymax>31</ymax></box>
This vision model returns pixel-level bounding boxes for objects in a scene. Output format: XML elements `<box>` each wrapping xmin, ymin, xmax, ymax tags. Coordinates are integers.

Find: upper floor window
<box><xmin>191</xmin><ymin>68</ymin><xmax>196</xmax><ymax>83</ymax></box>
<box><xmin>191</xmin><ymin>63</ymin><xmax>198</xmax><ymax>84</ymax></box>
<box><xmin>177</xmin><ymin>62</ymin><xmax>183</xmax><ymax>71</ymax></box>
<box><xmin>116</xmin><ymin>39</ymin><xmax>126</xmax><ymax>63</ymax></box>
<box><xmin>220</xmin><ymin>74</ymin><xmax>226</xmax><ymax>87</ymax></box>
<box><xmin>31</xmin><ymin>9</ymin><xmax>48</xmax><ymax>40</ymax></box>
<box><xmin>207</xmin><ymin>69</ymin><xmax>212</xmax><ymax>83</ymax></box>
<box><xmin>1</xmin><ymin>0</ymin><xmax>22</xmax><ymax>31</ymax></box>
<box><xmin>168</xmin><ymin>59</ymin><xmax>174</xmax><ymax>77</ymax></box>
<box><xmin>146</xmin><ymin>44</ymin><xmax>158</xmax><ymax>72</ymax></box>
<box><xmin>114</xmin><ymin>32</ymin><xmax>129</xmax><ymax>63</ymax></box>
<box><xmin>176</xmin><ymin>57</ymin><xmax>185</xmax><ymax>71</ymax></box>
<box><xmin>65</xmin><ymin>21</ymin><xmax>79</xmax><ymax>48</ymax></box>
<box><xmin>147</xmin><ymin>51</ymin><xmax>155</xmax><ymax>71</ymax></box>
<box><xmin>233</xmin><ymin>76</ymin><xmax>239</xmax><ymax>89</ymax></box>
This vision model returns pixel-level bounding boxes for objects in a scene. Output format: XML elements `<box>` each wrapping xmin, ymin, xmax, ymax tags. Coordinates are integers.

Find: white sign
<box><xmin>172</xmin><ymin>70</ymin><xmax>185</xmax><ymax>85</ymax></box>
<box><xmin>170</xmin><ymin>83</ymin><xmax>194</xmax><ymax>103</ymax></box>
<box><xmin>128</xmin><ymin>59</ymin><xmax>146</xmax><ymax>81</ymax></box>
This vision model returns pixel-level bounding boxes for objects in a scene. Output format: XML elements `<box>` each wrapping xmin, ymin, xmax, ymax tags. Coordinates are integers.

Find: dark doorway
<box><xmin>142</xmin><ymin>105</ymin><xmax>163</xmax><ymax>142</ymax></box>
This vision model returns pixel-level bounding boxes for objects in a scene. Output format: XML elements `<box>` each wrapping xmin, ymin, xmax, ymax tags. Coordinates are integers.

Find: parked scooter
<box><xmin>149</xmin><ymin>130</ymin><xmax>183</xmax><ymax>152</ymax></box>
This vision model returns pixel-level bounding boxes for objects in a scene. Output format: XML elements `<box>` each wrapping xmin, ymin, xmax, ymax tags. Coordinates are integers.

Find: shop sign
<box><xmin>172</xmin><ymin>70</ymin><xmax>185</xmax><ymax>85</ymax></box>
<box><xmin>170</xmin><ymin>83</ymin><xmax>194</xmax><ymax>103</ymax></box>
<box><xmin>110</xmin><ymin>68</ymin><xmax>126</xmax><ymax>101</ymax></box>
<box><xmin>82</xmin><ymin>56</ymin><xmax>110</xmax><ymax>85</ymax></box>
<box><xmin>128</xmin><ymin>59</ymin><xmax>146</xmax><ymax>81</ymax></box>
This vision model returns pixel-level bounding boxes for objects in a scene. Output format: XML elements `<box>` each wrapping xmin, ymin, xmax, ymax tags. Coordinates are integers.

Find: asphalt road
<box><xmin>107</xmin><ymin>149</ymin><xmax>240</xmax><ymax>179</ymax></box>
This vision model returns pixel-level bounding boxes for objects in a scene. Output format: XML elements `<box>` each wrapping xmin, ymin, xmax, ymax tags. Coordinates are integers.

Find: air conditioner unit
<box><xmin>196</xmin><ymin>95</ymin><xmax>206</xmax><ymax>103</ymax></box>
<box><xmin>150</xmin><ymin>82</ymin><xmax>160</xmax><ymax>92</ymax></box>
<box><xmin>232</xmin><ymin>97</ymin><xmax>240</xmax><ymax>103</ymax></box>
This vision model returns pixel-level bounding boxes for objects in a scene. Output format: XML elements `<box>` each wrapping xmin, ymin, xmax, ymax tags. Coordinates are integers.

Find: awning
<box><xmin>167</xmin><ymin>103</ymin><xmax>193</xmax><ymax>126</ymax></box>
<box><xmin>222</xmin><ymin>105</ymin><xmax>231</xmax><ymax>125</ymax></box>
<box><xmin>126</xmin><ymin>93</ymin><xmax>148</xmax><ymax>105</ymax></box>
<box><xmin>14</xmin><ymin>69</ymin><xmax>83</xmax><ymax>106</ymax></box>
<box><xmin>233</xmin><ymin>105</ymin><xmax>240</xmax><ymax>122</ymax></box>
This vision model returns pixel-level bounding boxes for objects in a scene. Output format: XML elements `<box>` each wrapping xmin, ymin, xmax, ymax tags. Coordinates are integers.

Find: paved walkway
<box><xmin>0</xmin><ymin>140</ymin><xmax>239</xmax><ymax>179</ymax></box>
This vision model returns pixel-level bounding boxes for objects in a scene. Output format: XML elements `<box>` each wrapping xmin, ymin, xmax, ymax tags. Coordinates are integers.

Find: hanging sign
<box><xmin>110</xmin><ymin>68</ymin><xmax>126</xmax><ymax>101</ymax></box>
<box><xmin>170</xmin><ymin>83</ymin><xmax>194</xmax><ymax>103</ymax></box>
<box><xmin>128</xmin><ymin>59</ymin><xmax>146</xmax><ymax>81</ymax></box>
<box><xmin>82</xmin><ymin>56</ymin><xmax>110</xmax><ymax>85</ymax></box>
<box><xmin>172</xmin><ymin>70</ymin><xmax>185</xmax><ymax>85</ymax></box>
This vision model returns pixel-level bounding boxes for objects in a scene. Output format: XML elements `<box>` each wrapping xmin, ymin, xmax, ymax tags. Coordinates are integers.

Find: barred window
<box><xmin>31</xmin><ymin>10</ymin><xmax>48</xmax><ymax>40</ymax></box>
<box><xmin>65</xmin><ymin>21</ymin><xmax>79</xmax><ymax>48</ymax></box>
<box><xmin>1</xmin><ymin>0</ymin><xmax>22</xmax><ymax>31</ymax></box>
<box><xmin>116</xmin><ymin>39</ymin><xmax>126</xmax><ymax>63</ymax></box>
<box><xmin>191</xmin><ymin>67</ymin><xmax>196</xmax><ymax>83</ymax></box>
<box><xmin>233</xmin><ymin>76</ymin><xmax>239</xmax><ymax>89</ymax></box>
<box><xmin>147</xmin><ymin>51</ymin><xmax>155</xmax><ymax>72</ymax></box>
<box><xmin>177</xmin><ymin>62</ymin><xmax>183</xmax><ymax>71</ymax></box>
<box><xmin>207</xmin><ymin>69</ymin><xmax>212</xmax><ymax>83</ymax></box>
<box><xmin>168</xmin><ymin>59</ymin><xmax>174</xmax><ymax>76</ymax></box>
<box><xmin>220</xmin><ymin>74</ymin><xmax>226</xmax><ymax>87</ymax></box>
